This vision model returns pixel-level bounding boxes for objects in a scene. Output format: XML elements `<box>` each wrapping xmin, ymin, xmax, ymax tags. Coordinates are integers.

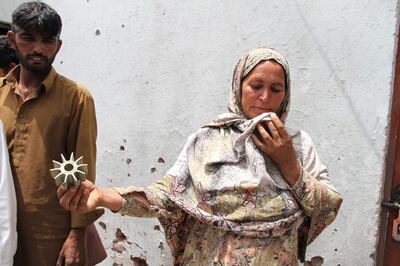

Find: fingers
<box><xmin>251</xmin><ymin>133</ymin><xmax>264</xmax><ymax>148</ymax></box>
<box><xmin>265</xmin><ymin>120</ymin><xmax>279</xmax><ymax>139</ymax></box>
<box><xmin>56</xmin><ymin>254</ymin><xmax>65</xmax><ymax>266</ymax></box>
<box><xmin>251</xmin><ymin>126</ymin><xmax>272</xmax><ymax>156</ymax></box>
<box><xmin>256</xmin><ymin>124</ymin><xmax>274</xmax><ymax>145</ymax></box>
<box><xmin>64</xmin><ymin>256</ymin><xmax>77</xmax><ymax>266</ymax></box>
<box><xmin>79</xmin><ymin>187</ymin><xmax>92</xmax><ymax>211</ymax></box>
<box><xmin>57</xmin><ymin>183</ymin><xmax>67</xmax><ymax>199</ymax></box>
<box><xmin>59</xmin><ymin>185</ymin><xmax>78</xmax><ymax>210</ymax></box>
<box><xmin>270</xmin><ymin>113</ymin><xmax>289</xmax><ymax>139</ymax></box>
<box><xmin>69</xmin><ymin>184</ymin><xmax>85</xmax><ymax>211</ymax></box>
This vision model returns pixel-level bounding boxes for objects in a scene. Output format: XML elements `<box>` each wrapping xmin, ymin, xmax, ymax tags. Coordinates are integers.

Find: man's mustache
<box><xmin>26</xmin><ymin>52</ymin><xmax>48</xmax><ymax>61</ymax></box>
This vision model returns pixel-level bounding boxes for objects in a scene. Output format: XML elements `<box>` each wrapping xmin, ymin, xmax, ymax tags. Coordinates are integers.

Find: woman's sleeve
<box><xmin>113</xmin><ymin>132</ymin><xmax>197</xmax><ymax>219</ymax></box>
<box><xmin>291</xmin><ymin>131</ymin><xmax>343</xmax><ymax>244</ymax></box>
<box><xmin>113</xmin><ymin>174</ymin><xmax>181</xmax><ymax>218</ymax></box>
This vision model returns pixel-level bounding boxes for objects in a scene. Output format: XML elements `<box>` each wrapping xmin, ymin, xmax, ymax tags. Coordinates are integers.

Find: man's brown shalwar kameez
<box><xmin>0</xmin><ymin>66</ymin><xmax>100</xmax><ymax>266</ymax></box>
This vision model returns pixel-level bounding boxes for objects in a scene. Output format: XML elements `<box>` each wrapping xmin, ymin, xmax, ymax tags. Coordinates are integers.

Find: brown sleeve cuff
<box><xmin>71</xmin><ymin>208</ymin><xmax>105</xmax><ymax>228</ymax></box>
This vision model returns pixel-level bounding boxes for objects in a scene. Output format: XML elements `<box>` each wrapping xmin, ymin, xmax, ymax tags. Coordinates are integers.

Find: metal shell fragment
<box><xmin>50</xmin><ymin>153</ymin><xmax>88</xmax><ymax>188</ymax></box>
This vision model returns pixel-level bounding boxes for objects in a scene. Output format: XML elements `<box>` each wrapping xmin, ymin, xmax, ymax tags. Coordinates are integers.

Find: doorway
<box><xmin>376</xmin><ymin>27</ymin><xmax>400</xmax><ymax>265</ymax></box>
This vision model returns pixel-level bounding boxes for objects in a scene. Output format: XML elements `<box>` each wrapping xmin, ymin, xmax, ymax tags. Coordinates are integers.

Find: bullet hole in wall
<box><xmin>98</xmin><ymin>221</ymin><xmax>106</xmax><ymax>230</ymax></box>
<box><xmin>127</xmin><ymin>173</ymin><xmax>131</xmax><ymax>177</ymax></box>
<box><xmin>115</xmin><ymin>228</ymin><xmax>127</xmax><ymax>241</ymax></box>
<box><xmin>126</xmin><ymin>158</ymin><xmax>132</xmax><ymax>164</ymax></box>
<box><xmin>151</xmin><ymin>167</ymin><xmax>157</xmax><ymax>173</ymax></box>
<box><xmin>131</xmin><ymin>255</ymin><xmax>148</xmax><ymax>266</ymax></box>
<box><xmin>153</xmin><ymin>225</ymin><xmax>160</xmax><ymax>231</ymax></box>
<box><xmin>60</xmin><ymin>61</ymin><xmax>63</xmax><ymax>64</ymax></box>
<box><xmin>121</xmin><ymin>24</ymin><xmax>125</xmax><ymax>28</ymax></box>
<box><xmin>120</xmin><ymin>145</ymin><xmax>125</xmax><ymax>151</ymax></box>
<box><xmin>304</xmin><ymin>256</ymin><xmax>324</xmax><ymax>266</ymax></box>
<box><xmin>158</xmin><ymin>241</ymin><xmax>165</xmax><ymax>257</ymax></box>
<box><xmin>112</xmin><ymin>228</ymin><xmax>129</xmax><ymax>254</ymax></box>
<box><xmin>158</xmin><ymin>157</ymin><xmax>165</xmax><ymax>164</ymax></box>
<box><xmin>95</xmin><ymin>29</ymin><xmax>101</xmax><ymax>36</ymax></box>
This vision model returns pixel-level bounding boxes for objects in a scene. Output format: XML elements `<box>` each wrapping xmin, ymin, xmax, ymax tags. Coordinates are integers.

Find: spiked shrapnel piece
<box><xmin>50</xmin><ymin>153</ymin><xmax>88</xmax><ymax>188</ymax></box>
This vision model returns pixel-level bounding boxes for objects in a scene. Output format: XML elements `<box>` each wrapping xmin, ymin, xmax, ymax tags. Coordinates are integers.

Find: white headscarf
<box><xmin>206</xmin><ymin>47</ymin><xmax>291</xmax><ymax>128</ymax></box>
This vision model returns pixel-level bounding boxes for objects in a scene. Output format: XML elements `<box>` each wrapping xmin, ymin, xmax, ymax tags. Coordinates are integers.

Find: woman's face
<box><xmin>241</xmin><ymin>60</ymin><xmax>286</xmax><ymax>119</ymax></box>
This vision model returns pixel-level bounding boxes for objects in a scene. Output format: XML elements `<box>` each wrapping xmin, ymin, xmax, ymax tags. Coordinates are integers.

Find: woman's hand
<box><xmin>251</xmin><ymin>113</ymin><xmax>300</xmax><ymax>186</ymax></box>
<box><xmin>57</xmin><ymin>180</ymin><xmax>124</xmax><ymax>213</ymax></box>
<box><xmin>57</xmin><ymin>180</ymin><xmax>100</xmax><ymax>213</ymax></box>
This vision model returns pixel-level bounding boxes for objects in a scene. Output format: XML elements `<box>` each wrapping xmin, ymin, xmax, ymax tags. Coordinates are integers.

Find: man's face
<box><xmin>7</xmin><ymin>29</ymin><xmax>62</xmax><ymax>75</ymax></box>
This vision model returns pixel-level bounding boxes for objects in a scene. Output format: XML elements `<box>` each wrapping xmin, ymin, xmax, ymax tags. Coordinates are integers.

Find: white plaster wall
<box><xmin>0</xmin><ymin>0</ymin><xmax>24</xmax><ymax>23</ymax></box>
<box><xmin>3</xmin><ymin>0</ymin><xmax>399</xmax><ymax>265</ymax></box>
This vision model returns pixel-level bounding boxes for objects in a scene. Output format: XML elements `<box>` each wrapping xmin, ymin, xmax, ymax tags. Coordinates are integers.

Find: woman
<box><xmin>58</xmin><ymin>48</ymin><xmax>342</xmax><ymax>266</ymax></box>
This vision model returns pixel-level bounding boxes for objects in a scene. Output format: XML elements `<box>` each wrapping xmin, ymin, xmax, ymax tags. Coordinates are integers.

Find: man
<box><xmin>0</xmin><ymin>35</ymin><xmax>19</xmax><ymax>77</ymax></box>
<box><xmin>0</xmin><ymin>2</ymin><xmax>105</xmax><ymax>265</ymax></box>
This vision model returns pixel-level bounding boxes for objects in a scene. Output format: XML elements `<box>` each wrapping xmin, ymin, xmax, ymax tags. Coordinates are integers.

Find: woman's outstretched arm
<box><xmin>57</xmin><ymin>180</ymin><xmax>150</xmax><ymax>213</ymax></box>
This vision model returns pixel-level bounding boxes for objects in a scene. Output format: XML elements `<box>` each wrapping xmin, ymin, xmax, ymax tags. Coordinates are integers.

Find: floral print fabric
<box><xmin>115</xmin><ymin>126</ymin><xmax>342</xmax><ymax>265</ymax></box>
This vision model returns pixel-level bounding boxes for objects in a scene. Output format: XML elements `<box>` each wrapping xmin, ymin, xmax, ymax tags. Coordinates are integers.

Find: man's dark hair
<box><xmin>0</xmin><ymin>36</ymin><xmax>19</xmax><ymax>70</ymax></box>
<box><xmin>11</xmin><ymin>1</ymin><xmax>62</xmax><ymax>37</ymax></box>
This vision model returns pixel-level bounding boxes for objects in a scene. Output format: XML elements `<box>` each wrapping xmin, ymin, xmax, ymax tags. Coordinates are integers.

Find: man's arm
<box><xmin>66</xmin><ymin>86</ymin><xmax>98</xmax><ymax>227</ymax></box>
<box><xmin>59</xmin><ymin>86</ymin><xmax>99</xmax><ymax>266</ymax></box>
